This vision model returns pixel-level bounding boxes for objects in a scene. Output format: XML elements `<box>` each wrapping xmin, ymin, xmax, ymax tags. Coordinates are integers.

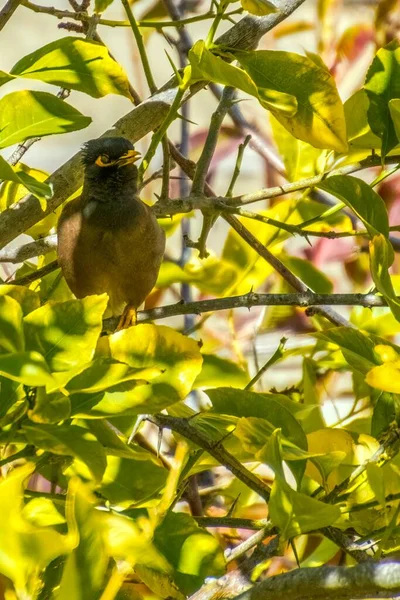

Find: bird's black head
<box><xmin>82</xmin><ymin>137</ymin><xmax>141</xmax><ymax>193</ymax></box>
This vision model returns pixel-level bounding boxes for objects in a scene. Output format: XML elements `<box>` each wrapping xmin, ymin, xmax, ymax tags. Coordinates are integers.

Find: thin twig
<box><xmin>121</xmin><ymin>0</ymin><xmax>157</xmax><ymax>94</ymax></box>
<box><xmin>226</xmin><ymin>135</ymin><xmax>252</xmax><ymax>197</ymax></box>
<box><xmin>21</xmin><ymin>1</ymin><xmax>242</xmax><ymax>29</ymax></box>
<box><xmin>191</xmin><ymin>87</ymin><xmax>236</xmax><ymax>196</ymax></box>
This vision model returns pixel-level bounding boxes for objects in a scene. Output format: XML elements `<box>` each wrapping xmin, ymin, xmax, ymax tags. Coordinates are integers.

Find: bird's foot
<box><xmin>116</xmin><ymin>305</ymin><xmax>137</xmax><ymax>331</ymax></box>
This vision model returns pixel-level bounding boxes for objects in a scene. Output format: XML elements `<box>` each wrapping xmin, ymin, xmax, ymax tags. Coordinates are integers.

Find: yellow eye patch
<box><xmin>95</xmin><ymin>154</ymin><xmax>114</xmax><ymax>167</ymax></box>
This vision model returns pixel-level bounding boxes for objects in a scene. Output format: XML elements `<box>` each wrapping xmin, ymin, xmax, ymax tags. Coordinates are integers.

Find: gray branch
<box><xmin>233</xmin><ymin>561</ymin><xmax>400</xmax><ymax>600</ymax></box>
<box><xmin>0</xmin><ymin>0</ymin><xmax>307</xmax><ymax>251</ymax></box>
<box><xmin>0</xmin><ymin>235</ymin><xmax>57</xmax><ymax>263</ymax></box>
<box><xmin>100</xmin><ymin>283</ymin><xmax>393</xmax><ymax>330</ymax></box>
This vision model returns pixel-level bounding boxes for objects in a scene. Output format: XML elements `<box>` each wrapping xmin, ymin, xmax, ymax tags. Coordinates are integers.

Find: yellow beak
<box><xmin>117</xmin><ymin>149</ymin><xmax>141</xmax><ymax>167</ymax></box>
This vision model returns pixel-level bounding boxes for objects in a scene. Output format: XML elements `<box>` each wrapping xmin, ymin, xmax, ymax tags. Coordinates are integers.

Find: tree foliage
<box><xmin>0</xmin><ymin>0</ymin><xmax>400</xmax><ymax>598</ymax></box>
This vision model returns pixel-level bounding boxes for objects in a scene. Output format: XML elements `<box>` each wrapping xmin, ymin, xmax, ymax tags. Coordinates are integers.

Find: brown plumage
<box><xmin>57</xmin><ymin>137</ymin><xmax>165</xmax><ymax>328</ymax></box>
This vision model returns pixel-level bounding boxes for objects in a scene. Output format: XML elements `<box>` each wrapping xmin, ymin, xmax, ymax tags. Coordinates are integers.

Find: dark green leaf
<box><xmin>317</xmin><ymin>175</ymin><xmax>389</xmax><ymax>238</ymax></box>
<box><xmin>364</xmin><ymin>40</ymin><xmax>400</xmax><ymax>158</ymax></box>
<box><xmin>99</xmin><ymin>455</ymin><xmax>167</xmax><ymax>504</ymax></box>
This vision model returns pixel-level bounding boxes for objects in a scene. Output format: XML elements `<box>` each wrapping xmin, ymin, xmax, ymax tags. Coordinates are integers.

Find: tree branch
<box><xmin>0</xmin><ymin>0</ymin><xmax>22</xmax><ymax>30</ymax></box>
<box><xmin>233</xmin><ymin>561</ymin><xmax>400</xmax><ymax>600</ymax></box>
<box><xmin>0</xmin><ymin>234</ymin><xmax>56</xmax><ymax>263</ymax></box>
<box><xmin>144</xmin><ymin>413</ymin><xmax>271</xmax><ymax>501</ymax></box>
<box><xmin>0</xmin><ymin>0</ymin><xmax>307</xmax><ymax>251</ymax></box>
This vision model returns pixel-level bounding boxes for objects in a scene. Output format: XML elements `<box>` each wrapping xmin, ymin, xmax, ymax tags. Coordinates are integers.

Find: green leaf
<box><xmin>28</xmin><ymin>388</ymin><xmax>71</xmax><ymax>424</ymax></box>
<box><xmin>370</xmin><ymin>234</ymin><xmax>400</xmax><ymax>322</ymax></box>
<box><xmin>0</xmin><ymin>91</ymin><xmax>91</xmax><ymax>149</ymax></box>
<box><xmin>189</xmin><ymin>41</ymin><xmax>297</xmax><ymax>115</ymax></box>
<box><xmin>57</xmin><ymin>479</ymin><xmax>109</xmax><ymax>600</ymax></box>
<box><xmin>66</xmin><ymin>358</ymin><xmax>162</xmax><ymax>394</ymax></box>
<box><xmin>208</xmin><ymin>388</ymin><xmax>306</xmax><ymax>446</ymax></box>
<box><xmin>23</xmin><ymin>294</ymin><xmax>108</xmax><ymax>373</ymax></box>
<box><xmin>314</xmin><ymin>327</ymin><xmax>378</xmax><ymax>374</ymax></box>
<box><xmin>153</xmin><ymin>513</ymin><xmax>225</xmax><ymax>595</ymax></box>
<box><xmin>23</xmin><ymin>423</ymin><xmax>107</xmax><ymax>482</ymax></box>
<box><xmin>0</xmin><ymin>285</ymin><xmax>40</xmax><ymax>315</ymax></box>
<box><xmin>0</xmin><ymin>350</ymin><xmax>55</xmax><ymax>387</ymax></box>
<box><xmin>95</xmin><ymin>0</ymin><xmax>114</xmax><ymax>12</ymax></box>
<box><xmin>282</xmin><ymin>256</ymin><xmax>333</xmax><ymax>293</ymax></box>
<box><xmin>390</xmin><ymin>98</ymin><xmax>400</xmax><ymax>142</ymax></box>
<box><xmin>364</xmin><ymin>40</ymin><xmax>400</xmax><ymax>158</ymax></box>
<box><xmin>0</xmin><ymin>155</ymin><xmax>52</xmax><ymax>208</ymax></box>
<box><xmin>0</xmin><ymin>295</ymin><xmax>24</xmax><ymax>353</ymax></box>
<box><xmin>318</xmin><ymin>175</ymin><xmax>389</xmax><ymax>238</ymax></box>
<box><xmin>9</xmin><ymin>37</ymin><xmax>132</xmax><ymax>99</ymax></box>
<box><xmin>106</xmin><ymin>324</ymin><xmax>203</xmax><ymax>414</ymax></box>
<box><xmin>270</xmin><ymin>115</ymin><xmax>327</xmax><ymax>181</ymax></box>
<box><xmin>366</xmin><ymin>463</ymin><xmax>386</xmax><ymax>508</ymax></box>
<box><xmin>344</xmin><ymin>89</ymin><xmax>381</xmax><ymax>150</ymax></box>
<box><xmin>193</xmin><ymin>354</ymin><xmax>248</xmax><ymax>389</ymax></box>
<box><xmin>263</xmin><ymin>433</ymin><xmax>341</xmax><ymax>538</ymax></box>
<box><xmin>236</xmin><ymin>50</ymin><xmax>348</xmax><ymax>152</ymax></box>
<box><xmin>100</xmin><ymin>455</ymin><xmax>167</xmax><ymax>505</ymax></box>
<box><xmin>241</xmin><ymin>0</ymin><xmax>277</xmax><ymax>15</ymax></box>
<box><xmin>0</xmin><ymin>464</ymin><xmax>68</xmax><ymax>598</ymax></box>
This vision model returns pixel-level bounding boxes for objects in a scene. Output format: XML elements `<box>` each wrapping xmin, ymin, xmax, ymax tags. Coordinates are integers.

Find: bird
<box><xmin>57</xmin><ymin>136</ymin><xmax>166</xmax><ymax>330</ymax></box>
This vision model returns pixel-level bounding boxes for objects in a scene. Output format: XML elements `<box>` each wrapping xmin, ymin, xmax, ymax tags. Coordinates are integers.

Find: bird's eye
<box><xmin>96</xmin><ymin>154</ymin><xmax>112</xmax><ymax>167</ymax></box>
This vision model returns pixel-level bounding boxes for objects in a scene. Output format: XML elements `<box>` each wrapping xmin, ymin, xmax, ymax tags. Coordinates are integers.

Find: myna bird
<box><xmin>57</xmin><ymin>137</ymin><xmax>166</xmax><ymax>329</ymax></box>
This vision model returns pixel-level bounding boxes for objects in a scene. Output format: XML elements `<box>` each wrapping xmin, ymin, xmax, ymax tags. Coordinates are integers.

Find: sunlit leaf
<box><xmin>364</xmin><ymin>40</ymin><xmax>400</xmax><ymax>158</ymax></box>
<box><xmin>270</xmin><ymin>115</ymin><xmax>327</xmax><ymax>181</ymax></box>
<box><xmin>0</xmin><ymin>295</ymin><xmax>24</xmax><ymax>353</ymax></box>
<box><xmin>189</xmin><ymin>41</ymin><xmax>297</xmax><ymax>114</ymax></box>
<box><xmin>0</xmin><ymin>464</ymin><xmax>68</xmax><ymax>597</ymax></box>
<box><xmin>0</xmin><ymin>91</ymin><xmax>91</xmax><ymax>149</ymax></box>
<box><xmin>57</xmin><ymin>479</ymin><xmax>108</xmax><ymax>600</ymax></box>
<box><xmin>0</xmin><ymin>165</ymin><xmax>62</xmax><ymax>238</ymax></box>
<box><xmin>28</xmin><ymin>387</ymin><xmax>71</xmax><ymax>424</ymax></box>
<box><xmin>236</xmin><ymin>49</ymin><xmax>348</xmax><ymax>152</ymax></box>
<box><xmin>101</xmin><ymin>324</ymin><xmax>203</xmax><ymax>414</ymax></box>
<box><xmin>23</xmin><ymin>423</ymin><xmax>107</xmax><ymax>482</ymax></box>
<box><xmin>0</xmin><ymin>155</ymin><xmax>52</xmax><ymax>208</ymax></box>
<box><xmin>0</xmin><ymin>350</ymin><xmax>55</xmax><ymax>387</ymax></box>
<box><xmin>23</xmin><ymin>294</ymin><xmax>108</xmax><ymax>372</ymax></box>
<box><xmin>8</xmin><ymin>37</ymin><xmax>132</xmax><ymax>99</ymax></box>
<box><xmin>241</xmin><ymin>0</ymin><xmax>277</xmax><ymax>15</ymax></box>
<box><xmin>317</xmin><ymin>175</ymin><xmax>389</xmax><ymax>238</ymax></box>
